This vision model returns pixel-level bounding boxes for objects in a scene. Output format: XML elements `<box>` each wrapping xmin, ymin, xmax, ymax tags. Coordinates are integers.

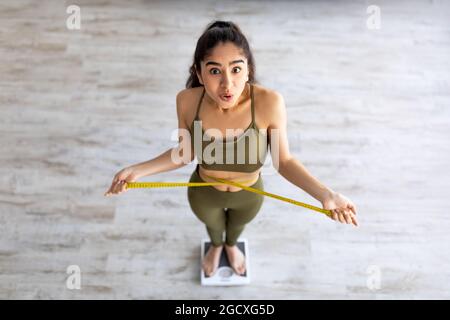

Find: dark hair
<box><xmin>185</xmin><ymin>20</ymin><xmax>257</xmax><ymax>88</ymax></box>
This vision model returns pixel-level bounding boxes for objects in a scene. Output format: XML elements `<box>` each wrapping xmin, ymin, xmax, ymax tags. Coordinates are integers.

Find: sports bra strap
<box><xmin>250</xmin><ymin>83</ymin><xmax>255</xmax><ymax>125</ymax></box>
<box><xmin>194</xmin><ymin>87</ymin><xmax>205</xmax><ymax>120</ymax></box>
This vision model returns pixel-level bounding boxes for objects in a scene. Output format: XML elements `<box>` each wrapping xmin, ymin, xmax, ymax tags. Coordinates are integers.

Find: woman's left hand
<box><xmin>321</xmin><ymin>192</ymin><xmax>358</xmax><ymax>227</ymax></box>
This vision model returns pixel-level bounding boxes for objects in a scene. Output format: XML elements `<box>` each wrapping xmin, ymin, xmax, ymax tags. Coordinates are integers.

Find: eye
<box><xmin>209</xmin><ymin>67</ymin><xmax>242</xmax><ymax>75</ymax></box>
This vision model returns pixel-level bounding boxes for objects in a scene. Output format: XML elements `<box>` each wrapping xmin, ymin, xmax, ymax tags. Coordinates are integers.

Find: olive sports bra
<box><xmin>190</xmin><ymin>83</ymin><xmax>268</xmax><ymax>173</ymax></box>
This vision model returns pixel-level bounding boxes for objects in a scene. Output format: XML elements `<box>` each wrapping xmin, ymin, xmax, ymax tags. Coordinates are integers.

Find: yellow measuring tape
<box><xmin>126</xmin><ymin>175</ymin><xmax>331</xmax><ymax>218</ymax></box>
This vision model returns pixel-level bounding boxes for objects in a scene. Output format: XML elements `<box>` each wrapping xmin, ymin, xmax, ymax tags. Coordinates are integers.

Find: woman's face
<box><xmin>196</xmin><ymin>41</ymin><xmax>249</xmax><ymax>109</ymax></box>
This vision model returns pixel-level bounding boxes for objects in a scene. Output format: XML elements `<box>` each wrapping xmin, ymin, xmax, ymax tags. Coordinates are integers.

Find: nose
<box><xmin>220</xmin><ymin>71</ymin><xmax>232</xmax><ymax>89</ymax></box>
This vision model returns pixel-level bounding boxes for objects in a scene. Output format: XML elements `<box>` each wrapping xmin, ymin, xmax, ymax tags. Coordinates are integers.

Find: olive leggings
<box><xmin>187</xmin><ymin>165</ymin><xmax>264</xmax><ymax>247</ymax></box>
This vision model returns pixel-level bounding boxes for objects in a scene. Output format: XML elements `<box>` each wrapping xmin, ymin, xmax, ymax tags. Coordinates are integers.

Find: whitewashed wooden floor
<box><xmin>1</xmin><ymin>0</ymin><xmax>449</xmax><ymax>299</ymax></box>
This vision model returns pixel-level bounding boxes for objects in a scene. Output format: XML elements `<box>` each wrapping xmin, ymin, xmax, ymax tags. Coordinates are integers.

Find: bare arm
<box><xmin>104</xmin><ymin>90</ymin><xmax>195</xmax><ymax>196</ymax></box>
<box><xmin>131</xmin><ymin>90</ymin><xmax>195</xmax><ymax>179</ymax></box>
<box><xmin>131</xmin><ymin>148</ymin><xmax>184</xmax><ymax>179</ymax></box>
<box><xmin>268</xmin><ymin>91</ymin><xmax>358</xmax><ymax>226</ymax></box>
<box><xmin>278</xmin><ymin>158</ymin><xmax>334</xmax><ymax>202</ymax></box>
<box><xmin>268</xmin><ymin>92</ymin><xmax>333</xmax><ymax>202</ymax></box>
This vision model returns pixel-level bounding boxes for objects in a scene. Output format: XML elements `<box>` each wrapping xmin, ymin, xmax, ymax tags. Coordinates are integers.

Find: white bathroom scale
<box><xmin>200</xmin><ymin>238</ymin><xmax>250</xmax><ymax>286</ymax></box>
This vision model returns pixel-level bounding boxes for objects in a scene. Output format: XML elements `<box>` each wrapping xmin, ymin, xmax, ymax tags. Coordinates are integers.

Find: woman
<box><xmin>104</xmin><ymin>21</ymin><xmax>358</xmax><ymax>278</ymax></box>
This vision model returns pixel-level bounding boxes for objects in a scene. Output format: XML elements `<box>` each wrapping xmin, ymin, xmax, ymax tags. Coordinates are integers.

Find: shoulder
<box><xmin>176</xmin><ymin>87</ymin><xmax>204</xmax><ymax>108</ymax></box>
<box><xmin>176</xmin><ymin>87</ymin><xmax>204</xmax><ymax>128</ymax></box>
<box><xmin>252</xmin><ymin>83</ymin><xmax>286</xmax><ymax>125</ymax></box>
<box><xmin>176</xmin><ymin>87</ymin><xmax>205</xmax><ymax>115</ymax></box>
<box><xmin>253</xmin><ymin>83</ymin><xmax>284</xmax><ymax>107</ymax></box>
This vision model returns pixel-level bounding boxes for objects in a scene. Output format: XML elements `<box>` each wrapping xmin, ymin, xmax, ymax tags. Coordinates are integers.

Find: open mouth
<box><xmin>221</xmin><ymin>94</ymin><xmax>233</xmax><ymax>101</ymax></box>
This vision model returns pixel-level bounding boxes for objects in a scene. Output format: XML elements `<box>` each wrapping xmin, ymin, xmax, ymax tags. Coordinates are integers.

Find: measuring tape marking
<box><xmin>126</xmin><ymin>177</ymin><xmax>331</xmax><ymax>217</ymax></box>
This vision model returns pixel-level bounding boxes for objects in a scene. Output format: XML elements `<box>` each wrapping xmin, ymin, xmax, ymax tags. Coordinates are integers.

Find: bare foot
<box><xmin>202</xmin><ymin>244</ymin><xmax>223</xmax><ymax>277</ymax></box>
<box><xmin>224</xmin><ymin>244</ymin><xmax>246</xmax><ymax>275</ymax></box>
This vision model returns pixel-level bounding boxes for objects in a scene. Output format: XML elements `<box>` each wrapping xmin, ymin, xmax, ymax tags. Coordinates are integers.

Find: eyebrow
<box><xmin>205</xmin><ymin>59</ymin><xmax>245</xmax><ymax>67</ymax></box>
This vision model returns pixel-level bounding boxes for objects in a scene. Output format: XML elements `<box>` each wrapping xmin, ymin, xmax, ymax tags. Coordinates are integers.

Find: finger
<box><xmin>106</xmin><ymin>176</ymin><xmax>119</xmax><ymax>195</ymax></box>
<box><xmin>343</xmin><ymin>210</ymin><xmax>352</xmax><ymax>224</ymax></box>
<box><xmin>331</xmin><ymin>209</ymin><xmax>340</xmax><ymax>221</ymax></box>
<box><xmin>349</xmin><ymin>212</ymin><xmax>358</xmax><ymax>226</ymax></box>
<box><xmin>348</xmin><ymin>203</ymin><xmax>357</xmax><ymax>216</ymax></box>
<box><xmin>105</xmin><ymin>183</ymin><xmax>114</xmax><ymax>195</ymax></box>
<box><xmin>110</xmin><ymin>182</ymin><xmax>117</xmax><ymax>194</ymax></box>
<box><xmin>120</xmin><ymin>180</ymin><xmax>127</xmax><ymax>193</ymax></box>
<box><xmin>345</xmin><ymin>209</ymin><xmax>357</xmax><ymax>226</ymax></box>
<box><xmin>337</xmin><ymin>210</ymin><xmax>346</xmax><ymax>223</ymax></box>
<box><xmin>339</xmin><ymin>210</ymin><xmax>350</xmax><ymax>224</ymax></box>
<box><xmin>340</xmin><ymin>212</ymin><xmax>349</xmax><ymax>224</ymax></box>
<box><xmin>351</xmin><ymin>215</ymin><xmax>359</xmax><ymax>227</ymax></box>
<box><xmin>104</xmin><ymin>184</ymin><xmax>115</xmax><ymax>196</ymax></box>
<box><xmin>334</xmin><ymin>209</ymin><xmax>343</xmax><ymax>223</ymax></box>
<box><xmin>330</xmin><ymin>209</ymin><xmax>338</xmax><ymax>221</ymax></box>
<box><xmin>112</xmin><ymin>180</ymin><xmax>123</xmax><ymax>194</ymax></box>
<box><xmin>112</xmin><ymin>176</ymin><xmax>119</xmax><ymax>186</ymax></box>
<box><xmin>108</xmin><ymin>173</ymin><xmax>126</xmax><ymax>195</ymax></box>
<box><xmin>116</xmin><ymin>180</ymin><xmax>126</xmax><ymax>193</ymax></box>
<box><xmin>120</xmin><ymin>180</ymin><xmax>128</xmax><ymax>193</ymax></box>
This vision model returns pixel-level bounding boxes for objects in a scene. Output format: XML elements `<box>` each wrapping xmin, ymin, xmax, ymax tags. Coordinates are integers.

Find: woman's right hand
<box><xmin>104</xmin><ymin>166</ymin><xmax>140</xmax><ymax>197</ymax></box>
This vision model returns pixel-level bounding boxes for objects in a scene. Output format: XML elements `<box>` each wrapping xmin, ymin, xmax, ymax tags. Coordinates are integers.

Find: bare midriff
<box><xmin>198</xmin><ymin>166</ymin><xmax>261</xmax><ymax>192</ymax></box>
